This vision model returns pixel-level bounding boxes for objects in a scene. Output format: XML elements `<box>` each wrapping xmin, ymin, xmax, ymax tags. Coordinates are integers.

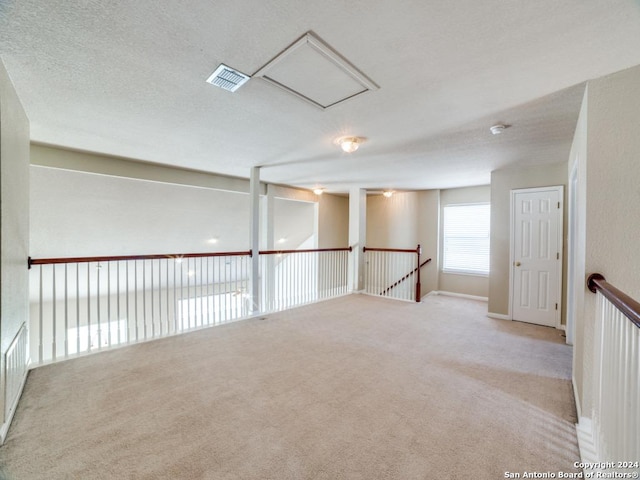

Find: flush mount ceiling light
<box><xmin>206</xmin><ymin>64</ymin><xmax>250</xmax><ymax>92</ymax></box>
<box><xmin>335</xmin><ymin>136</ymin><xmax>365</xmax><ymax>153</ymax></box>
<box><xmin>490</xmin><ymin>124</ymin><xmax>507</xmax><ymax>135</ymax></box>
<box><xmin>313</xmin><ymin>187</ymin><xmax>324</xmax><ymax>195</ymax></box>
<box><xmin>383</xmin><ymin>190</ymin><xmax>394</xmax><ymax>198</ymax></box>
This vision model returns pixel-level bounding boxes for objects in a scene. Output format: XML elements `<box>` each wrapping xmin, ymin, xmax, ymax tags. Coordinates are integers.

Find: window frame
<box><xmin>441</xmin><ymin>202</ymin><xmax>491</xmax><ymax>277</ymax></box>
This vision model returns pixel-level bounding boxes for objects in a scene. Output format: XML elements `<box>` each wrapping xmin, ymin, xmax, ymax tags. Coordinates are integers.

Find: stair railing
<box><xmin>586</xmin><ymin>273</ymin><xmax>639</xmax><ymax>469</ymax></box>
<box><xmin>362</xmin><ymin>245</ymin><xmax>426</xmax><ymax>302</ymax></box>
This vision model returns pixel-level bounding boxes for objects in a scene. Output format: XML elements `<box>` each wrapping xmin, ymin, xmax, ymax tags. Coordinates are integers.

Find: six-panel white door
<box><xmin>511</xmin><ymin>187</ymin><xmax>563</xmax><ymax>327</ymax></box>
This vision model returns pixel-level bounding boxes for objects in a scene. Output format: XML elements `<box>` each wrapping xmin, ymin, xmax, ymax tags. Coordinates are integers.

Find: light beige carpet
<box><xmin>0</xmin><ymin>294</ymin><xmax>580</xmax><ymax>479</ymax></box>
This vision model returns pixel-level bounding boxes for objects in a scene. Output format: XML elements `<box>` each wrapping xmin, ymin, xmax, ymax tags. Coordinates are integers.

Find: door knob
<box><xmin>514</xmin><ymin>261</ymin><xmax>521</xmax><ymax>267</ymax></box>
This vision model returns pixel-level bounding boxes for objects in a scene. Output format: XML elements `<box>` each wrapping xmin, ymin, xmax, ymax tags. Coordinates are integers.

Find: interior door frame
<box><xmin>508</xmin><ymin>185</ymin><xmax>564</xmax><ymax>328</ymax></box>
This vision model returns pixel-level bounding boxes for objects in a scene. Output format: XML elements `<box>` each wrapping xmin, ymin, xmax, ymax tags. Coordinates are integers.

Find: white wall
<box><xmin>0</xmin><ymin>59</ymin><xmax>30</xmax><ymax>441</ymax></box>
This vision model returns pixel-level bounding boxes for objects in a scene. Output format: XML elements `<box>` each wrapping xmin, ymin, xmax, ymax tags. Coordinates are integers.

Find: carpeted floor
<box><xmin>0</xmin><ymin>294</ymin><xmax>580</xmax><ymax>479</ymax></box>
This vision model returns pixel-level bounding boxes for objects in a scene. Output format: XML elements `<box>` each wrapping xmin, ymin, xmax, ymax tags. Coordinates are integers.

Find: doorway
<box><xmin>510</xmin><ymin>186</ymin><xmax>563</xmax><ymax>328</ymax></box>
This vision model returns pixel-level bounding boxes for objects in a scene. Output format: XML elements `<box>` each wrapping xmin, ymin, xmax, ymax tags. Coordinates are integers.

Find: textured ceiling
<box><xmin>2</xmin><ymin>1</ymin><xmax>640</xmax><ymax>193</ymax></box>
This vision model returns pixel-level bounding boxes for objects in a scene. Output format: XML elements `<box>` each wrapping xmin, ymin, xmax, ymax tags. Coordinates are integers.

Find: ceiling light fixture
<box><xmin>335</xmin><ymin>136</ymin><xmax>365</xmax><ymax>153</ymax></box>
<box><xmin>313</xmin><ymin>187</ymin><xmax>324</xmax><ymax>195</ymax></box>
<box><xmin>383</xmin><ymin>190</ymin><xmax>394</xmax><ymax>198</ymax></box>
<box><xmin>490</xmin><ymin>124</ymin><xmax>507</xmax><ymax>135</ymax></box>
<box><xmin>207</xmin><ymin>237</ymin><xmax>219</xmax><ymax>244</ymax></box>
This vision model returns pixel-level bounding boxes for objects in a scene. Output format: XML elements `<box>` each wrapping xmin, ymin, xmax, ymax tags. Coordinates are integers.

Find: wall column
<box><xmin>261</xmin><ymin>185</ymin><xmax>275</xmax><ymax>311</ymax></box>
<box><xmin>249</xmin><ymin>167</ymin><xmax>261</xmax><ymax>313</ymax></box>
<box><xmin>348</xmin><ymin>188</ymin><xmax>366</xmax><ymax>292</ymax></box>
<box><xmin>0</xmin><ymin>59</ymin><xmax>30</xmax><ymax>444</ymax></box>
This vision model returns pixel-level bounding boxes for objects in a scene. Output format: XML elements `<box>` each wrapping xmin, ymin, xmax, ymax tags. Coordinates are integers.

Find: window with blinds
<box><xmin>443</xmin><ymin>203</ymin><xmax>490</xmax><ymax>275</ymax></box>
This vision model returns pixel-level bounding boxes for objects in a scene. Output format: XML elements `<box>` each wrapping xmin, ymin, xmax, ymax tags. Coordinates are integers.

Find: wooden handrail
<box><xmin>259</xmin><ymin>247</ymin><xmax>352</xmax><ymax>255</ymax></box>
<box><xmin>363</xmin><ymin>246</ymin><xmax>419</xmax><ymax>254</ymax></box>
<box><xmin>364</xmin><ymin>244</ymin><xmax>423</xmax><ymax>302</ymax></box>
<box><xmin>587</xmin><ymin>273</ymin><xmax>640</xmax><ymax>329</ymax></box>
<box><xmin>380</xmin><ymin>258</ymin><xmax>432</xmax><ymax>296</ymax></box>
<box><xmin>28</xmin><ymin>250</ymin><xmax>253</xmax><ymax>268</ymax></box>
<box><xmin>28</xmin><ymin>247</ymin><xmax>354</xmax><ymax>269</ymax></box>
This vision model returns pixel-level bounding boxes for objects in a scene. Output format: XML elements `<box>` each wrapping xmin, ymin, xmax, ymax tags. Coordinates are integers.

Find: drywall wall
<box><xmin>30</xmin><ymin>165</ymin><xmax>252</xmax><ymax>257</ymax></box>
<box><xmin>31</xmin><ymin>146</ymin><xmax>338</xmax><ymax>258</ymax></box>
<box><xmin>366</xmin><ymin>192</ymin><xmax>419</xmax><ymax>249</ymax></box>
<box><xmin>576</xmin><ymin>64</ymin><xmax>640</xmax><ymax>416</ymax></box>
<box><xmin>417</xmin><ymin>190</ymin><xmax>439</xmax><ymax>295</ymax></box>
<box><xmin>0</xmin><ymin>59</ymin><xmax>30</xmax><ymax>437</ymax></box>
<box><xmin>439</xmin><ymin>186</ymin><xmax>490</xmax><ymax>298</ymax></box>
<box><xmin>488</xmin><ymin>162</ymin><xmax>568</xmax><ymax>317</ymax></box>
<box><xmin>31</xmin><ymin>144</ymin><xmax>252</xmax><ymax>194</ymax></box>
<box><xmin>318</xmin><ymin>194</ymin><xmax>349</xmax><ymax>249</ymax></box>
<box><xmin>567</xmin><ymin>86</ymin><xmax>588</xmax><ymax>415</ymax></box>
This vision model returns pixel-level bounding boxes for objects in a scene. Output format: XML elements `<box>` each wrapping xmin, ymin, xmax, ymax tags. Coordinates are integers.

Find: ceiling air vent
<box><xmin>206</xmin><ymin>64</ymin><xmax>250</xmax><ymax>92</ymax></box>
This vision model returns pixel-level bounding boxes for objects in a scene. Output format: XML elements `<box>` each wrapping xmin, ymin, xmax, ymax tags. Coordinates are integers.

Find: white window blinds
<box><xmin>443</xmin><ymin>203</ymin><xmax>490</xmax><ymax>275</ymax></box>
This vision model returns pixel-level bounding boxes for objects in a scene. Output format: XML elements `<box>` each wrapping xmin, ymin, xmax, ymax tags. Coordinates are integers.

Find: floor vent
<box><xmin>206</xmin><ymin>64</ymin><xmax>250</xmax><ymax>92</ymax></box>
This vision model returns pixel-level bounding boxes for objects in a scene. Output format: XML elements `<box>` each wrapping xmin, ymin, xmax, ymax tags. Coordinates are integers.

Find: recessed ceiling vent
<box><xmin>206</xmin><ymin>64</ymin><xmax>250</xmax><ymax>92</ymax></box>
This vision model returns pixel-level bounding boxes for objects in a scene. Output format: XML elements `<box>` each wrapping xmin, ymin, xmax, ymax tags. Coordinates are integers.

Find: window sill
<box><xmin>441</xmin><ymin>269</ymin><xmax>489</xmax><ymax>278</ymax></box>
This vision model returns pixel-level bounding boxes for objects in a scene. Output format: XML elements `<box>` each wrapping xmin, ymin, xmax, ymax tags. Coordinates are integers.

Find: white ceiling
<box><xmin>2</xmin><ymin>1</ymin><xmax>640</xmax><ymax>193</ymax></box>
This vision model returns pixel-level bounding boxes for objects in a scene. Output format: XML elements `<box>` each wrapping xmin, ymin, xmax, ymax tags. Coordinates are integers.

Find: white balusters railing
<box><xmin>363</xmin><ymin>246</ymin><xmax>425</xmax><ymax>302</ymax></box>
<box><xmin>259</xmin><ymin>247</ymin><xmax>351</xmax><ymax>313</ymax></box>
<box><xmin>29</xmin><ymin>247</ymin><xmax>353</xmax><ymax>365</ymax></box>
<box><xmin>29</xmin><ymin>252</ymin><xmax>251</xmax><ymax>365</ymax></box>
<box><xmin>587</xmin><ymin>274</ymin><xmax>640</xmax><ymax>471</ymax></box>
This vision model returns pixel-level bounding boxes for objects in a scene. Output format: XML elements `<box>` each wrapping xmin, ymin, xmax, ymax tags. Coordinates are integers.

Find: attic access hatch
<box><xmin>254</xmin><ymin>32</ymin><xmax>379</xmax><ymax>110</ymax></box>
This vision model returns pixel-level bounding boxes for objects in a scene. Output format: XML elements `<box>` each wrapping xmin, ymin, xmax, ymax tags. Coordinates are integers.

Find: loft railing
<box><xmin>586</xmin><ymin>273</ymin><xmax>640</xmax><ymax>468</ymax></box>
<box><xmin>259</xmin><ymin>247</ymin><xmax>352</xmax><ymax>313</ymax></box>
<box><xmin>380</xmin><ymin>258</ymin><xmax>432</xmax><ymax>297</ymax></box>
<box><xmin>28</xmin><ymin>247</ymin><xmax>352</xmax><ymax>366</ymax></box>
<box><xmin>28</xmin><ymin>251</ymin><xmax>252</xmax><ymax>365</ymax></box>
<box><xmin>363</xmin><ymin>245</ymin><xmax>424</xmax><ymax>302</ymax></box>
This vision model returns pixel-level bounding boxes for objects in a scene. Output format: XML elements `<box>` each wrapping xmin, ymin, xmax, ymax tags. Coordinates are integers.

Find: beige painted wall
<box><xmin>488</xmin><ymin>162</ymin><xmax>568</xmax><ymax>316</ymax></box>
<box><xmin>572</xmin><ymin>64</ymin><xmax>640</xmax><ymax>418</ymax></box>
<box><xmin>417</xmin><ymin>190</ymin><xmax>439</xmax><ymax>296</ymax></box>
<box><xmin>31</xmin><ymin>144</ymin><xmax>253</xmax><ymax>194</ymax></box>
<box><xmin>318</xmin><ymin>194</ymin><xmax>349</xmax><ymax>249</ymax></box>
<box><xmin>366</xmin><ymin>188</ymin><xmax>489</xmax><ymax>298</ymax></box>
<box><xmin>0</xmin><ymin>60</ymin><xmax>30</xmax><ymax>433</ymax></box>
<box><xmin>439</xmin><ymin>186</ymin><xmax>490</xmax><ymax>298</ymax></box>
<box><xmin>567</xmin><ymin>87</ymin><xmax>588</xmax><ymax>415</ymax></box>
<box><xmin>366</xmin><ymin>192</ymin><xmax>419</xmax><ymax>249</ymax></box>
<box><xmin>30</xmin><ymin>147</ymin><xmax>337</xmax><ymax>258</ymax></box>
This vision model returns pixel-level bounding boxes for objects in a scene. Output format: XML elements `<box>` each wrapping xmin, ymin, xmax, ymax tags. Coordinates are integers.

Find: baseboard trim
<box><xmin>0</xmin><ymin>364</ymin><xmax>29</xmax><ymax>445</ymax></box>
<box><xmin>572</xmin><ymin>374</ymin><xmax>582</xmax><ymax>420</ymax></box>
<box><xmin>576</xmin><ymin>417</ymin><xmax>597</xmax><ymax>464</ymax></box>
<box><xmin>487</xmin><ymin>312</ymin><xmax>511</xmax><ymax>321</ymax></box>
<box><xmin>430</xmin><ymin>291</ymin><xmax>488</xmax><ymax>302</ymax></box>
